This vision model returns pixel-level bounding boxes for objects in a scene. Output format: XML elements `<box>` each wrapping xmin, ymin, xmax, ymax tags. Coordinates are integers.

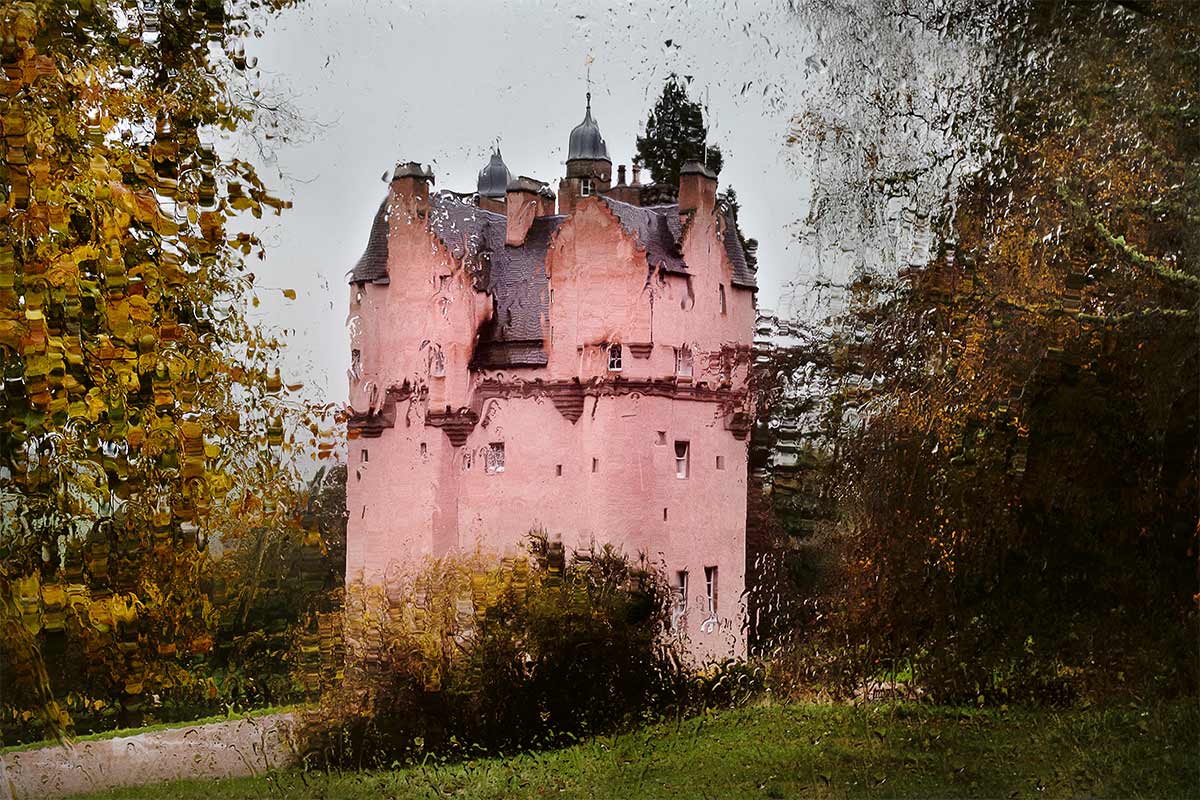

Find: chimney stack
<box><xmin>617</xmin><ymin>164</ymin><xmax>627</xmax><ymax>186</ymax></box>
<box><xmin>391</xmin><ymin>161</ymin><xmax>434</xmax><ymax>218</ymax></box>
<box><xmin>505</xmin><ymin>176</ymin><xmax>546</xmax><ymax>246</ymax></box>
<box><xmin>537</xmin><ymin>187</ymin><xmax>557</xmax><ymax>217</ymax></box>
<box><xmin>631</xmin><ymin>163</ymin><xmax>642</xmax><ymax>186</ymax></box>
<box><xmin>678</xmin><ymin>160</ymin><xmax>717</xmax><ymax>221</ymax></box>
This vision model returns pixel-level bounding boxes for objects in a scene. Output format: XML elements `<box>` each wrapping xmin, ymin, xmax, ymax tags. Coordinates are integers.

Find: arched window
<box><xmin>607</xmin><ymin>343</ymin><xmax>623</xmax><ymax>371</ymax></box>
<box><xmin>674</xmin><ymin>346</ymin><xmax>693</xmax><ymax>378</ymax></box>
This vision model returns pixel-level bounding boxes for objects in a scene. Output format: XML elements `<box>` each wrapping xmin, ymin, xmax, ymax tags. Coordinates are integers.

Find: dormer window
<box><xmin>607</xmin><ymin>343</ymin><xmax>623</xmax><ymax>372</ymax></box>
<box><xmin>580</xmin><ymin>177</ymin><xmax>594</xmax><ymax>197</ymax></box>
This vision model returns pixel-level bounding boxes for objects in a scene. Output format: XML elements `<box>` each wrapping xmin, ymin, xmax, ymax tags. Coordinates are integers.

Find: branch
<box><xmin>1057</xmin><ymin>184</ymin><xmax>1200</xmax><ymax>293</ymax></box>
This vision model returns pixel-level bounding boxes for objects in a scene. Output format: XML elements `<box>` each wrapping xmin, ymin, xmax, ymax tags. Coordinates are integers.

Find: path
<box><xmin>0</xmin><ymin>712</ymin><xmax>298</xmax><ymax>800</ymax></box>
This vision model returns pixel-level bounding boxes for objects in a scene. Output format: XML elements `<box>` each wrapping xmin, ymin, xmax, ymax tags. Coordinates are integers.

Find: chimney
<box><xmin>631</xmin><ymin>163</ymin><xmax>642</xmax><ymax>186</ymax></box>
<box><xmin>617</xmin><ymin>164</ymin><xmax>627</xmax><ymax>185</ymax></box>
<box><xmin>390</xmin><ymin>161</ymin><xmax>434</xmax><ymax>218</ymax></box>
<box><xmin>678</xmin><ymin>160</ymin><xmax>717</xmax><ymax>221</ymax></box>
<box><xmin>506</xmin><ymin>176</ymin><xmax>546</xmax><ymax>246</ymax></box>
<box><xmin>537</xmin><ymin>187</ymin><xmax>557</xmax><ymax>218</ymax></box>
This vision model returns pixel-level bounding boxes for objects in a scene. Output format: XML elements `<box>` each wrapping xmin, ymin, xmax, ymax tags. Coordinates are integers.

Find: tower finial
<box><xmin>585</xmin><ymin>54</ymin><xmax>594</xmax><ymax>111</ymax></box>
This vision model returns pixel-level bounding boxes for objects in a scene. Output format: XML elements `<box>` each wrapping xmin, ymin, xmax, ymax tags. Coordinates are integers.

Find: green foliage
<box><xmin>300</xmin><ymin>534</ymin><xmax>751</xmax><ymax>768</ymax></box>
<box><xmin>635</xmin><ymin>75</ymin><xmax>722</xmax><ymax>186</ymax></box>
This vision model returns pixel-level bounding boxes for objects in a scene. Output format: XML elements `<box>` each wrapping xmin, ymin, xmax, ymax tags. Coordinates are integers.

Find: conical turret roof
<box><xmin>567</xmin><ymin>95</ymin><xmax>610</xmax><ymax>162</ymax></box>
<box><xmin>476</xmin><ymin>149</ymin><xmax>511</xmax><ymax>199</ymax></box>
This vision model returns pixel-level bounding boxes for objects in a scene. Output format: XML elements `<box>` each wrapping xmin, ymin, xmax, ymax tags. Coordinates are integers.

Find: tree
<box><xmin>0</xmin><ymin>0</ymin><xmax>337</xmax><ymax>740</ymax></box>
<box><xmin>782</xmin><ymin>0</ymin><xmax>1198</xmax><ymax>702</ymax></box>
<box><xmin>635</xmin><ymin>75</ymin><xmax>723</xmax><ymax>186</ymax></box>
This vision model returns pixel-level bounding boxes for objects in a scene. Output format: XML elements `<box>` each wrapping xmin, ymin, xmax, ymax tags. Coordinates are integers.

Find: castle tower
<box><xmin>557</xmin><ymin>94</ymin><xmax>611</xmax><ymax>214</ymax></box>
<box><xmin>476</xmin><ymin>148</ymin><xmax>510</xmax><ymax>214</ymax></box>
<box><xmin>346</xmin><ymin>107</ymin><xmax>758</xmax><ymax>660</ymax></box>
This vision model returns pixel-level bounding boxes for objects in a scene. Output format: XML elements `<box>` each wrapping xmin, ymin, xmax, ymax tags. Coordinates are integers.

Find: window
<box><xmin>580</xmin><ymin>177</ymin><xmax>594</xmax><ymax>196</ymax></box>
<box><xmin>555</xmin><ymin>464</ymin><xmax>563</xmax><ymax>476</ymax></box>
<box><xmin>674</xmin><ymin>346</ymin><xmax>693</xmax><ymax>378</ymax></box>
<box><xmin>351</xmin><ymin>348</ymin><xmax>362</xmax><ymax>378</ymax></box>
<box><xmin>420</xmin><ymin>442</ymin><xmax>427</xmax><ymax>457</ymax></box>
<box><xmin>670</xmin><ymin>570</ymin><xmax>689</xmax><ymax>631</ymax></box>
<box><xmin>656</xmin><ymin>431</ymin><xmax>667</xmax><ymax>445</ymax></box>
<box><xmin>716</xmin><ymin>455</ymin><xmax>725</xmax><ymax>470</ymax></box>
<box><xmin>704</xmin><ymin>566</ymin><xmax>718</xmax><ymax>616</ymax></box>
<box><xmin>607</xmin><ymin>343</ymin><xmax>622</xmax><ymax>372</ymax></box>
<box><xmin>592</xmin><ymin>457</ymin><xmax>599</xmax><ymax>473</ymax></box>
<box><xmin>663</xmin><ymin>507</ymin><xmax>668</xmax><ymax>521</ymax></box>
<box><xmin>485</xmin><ymin>442</ymin><xmax>505</xmax><ymax>474</ymax></box>
<box><xmin>719</xmin><ymin>284</ymin><xmax>727</xmax><ymax>314</ymax></box>
<box><xmin>430</xmin><ymin>344</ymin><xmax>445</xmax><ymax>377</ymax></box>
<box><xmin>361</xmin><ymin>448</ymin><xmax>368</xmax><ymax>463</ymax></box>
<box><xmin>674</xmin><ymin>440</ymin><xmax>690</xmax><ymax>479</ymax></box>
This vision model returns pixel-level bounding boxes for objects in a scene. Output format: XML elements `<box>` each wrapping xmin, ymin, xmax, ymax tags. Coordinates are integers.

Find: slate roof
<box><xmin>349</xmin><ymin>190</ymin><xmax>755</xmax><ymax>368</ymax></box>
<box><xmin>349</xmin><ymin>198</ymin><xmax>391</xmax><ymax>284</ymax></box>
<box><xmin>600</xmin><ymin>196</ymin><xmax>688</xmax><ymax>275</ymax></box>
<box><xmin>427</xmin><ymin>194</ymin><xmax>505</xmax><ymax>286</ymax></box>
<box><xmin>351</xmin><ymin>193</ymin><xmax>510</xmax><ymax>286</ymax></box>
<box><xmin>718</xmin><ymin>199</ymin><xmax>758</xmax><ymax>290</ymax></box>
<box><xmin>473</xmin><ymin>214</ymin><xmax>564</xmax><ymax>368</ymax></box>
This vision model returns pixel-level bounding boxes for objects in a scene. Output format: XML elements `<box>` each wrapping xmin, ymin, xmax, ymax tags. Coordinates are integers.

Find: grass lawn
<box><xmin>69</xmin><ymin>700</ymin><xmax>1197</xmax><ymax>799</ymax></box>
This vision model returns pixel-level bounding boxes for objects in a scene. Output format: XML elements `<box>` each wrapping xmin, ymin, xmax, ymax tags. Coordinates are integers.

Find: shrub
<box><xmin>300</xmin><ymin>534</ymin><xmax>692</xmax><ymax>767</ymax></box>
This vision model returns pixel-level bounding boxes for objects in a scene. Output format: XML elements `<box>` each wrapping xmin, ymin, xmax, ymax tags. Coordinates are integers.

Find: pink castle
<box><xmin>345</xmin><ymin>97</ymin><xmax>757</xmax><ymax>657</ymax></box>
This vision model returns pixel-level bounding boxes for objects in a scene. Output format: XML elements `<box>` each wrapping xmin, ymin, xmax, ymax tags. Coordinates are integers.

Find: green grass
<box><xmin>1</xmin><ymin>704</ymin><xmax>300</xmax><ymax>755</ymax></box>
<box><xmin>68</xmin><ymin>700</ymin><xmax>1198</xmax><ymax>799</ymax></box>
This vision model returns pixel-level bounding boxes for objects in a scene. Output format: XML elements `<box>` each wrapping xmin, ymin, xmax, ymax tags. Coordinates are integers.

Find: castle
<box><xmin>345</xmin><ymin>96</ymin><xmax>757</xmax><ymax>657</ymax></box>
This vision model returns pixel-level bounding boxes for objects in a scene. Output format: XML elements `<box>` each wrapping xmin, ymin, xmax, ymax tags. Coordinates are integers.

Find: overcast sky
<box><xmin>233</xmin><ymin>0</ymin><xmax>819</xmax><ymax>403</ymax></box>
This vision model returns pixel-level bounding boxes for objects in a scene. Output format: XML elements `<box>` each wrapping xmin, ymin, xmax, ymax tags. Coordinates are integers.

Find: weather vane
<box><xmin>585</xmin><ymin>54</ymin><xmax>594</xmax><ymax>108</ymax></box>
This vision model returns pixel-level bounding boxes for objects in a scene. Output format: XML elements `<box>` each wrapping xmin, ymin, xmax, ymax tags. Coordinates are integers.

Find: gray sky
<box><xmin>234</xmin><ymin>0</ymin><xmax>818</xmax><ymax>403</ymax></box>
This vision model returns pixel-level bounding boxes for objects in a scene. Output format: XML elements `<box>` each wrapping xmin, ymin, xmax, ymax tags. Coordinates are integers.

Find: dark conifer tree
<box><xmin>635</xmin><ymin>75</ymin><xmax>723</xmax><ymax>186</ymax></box>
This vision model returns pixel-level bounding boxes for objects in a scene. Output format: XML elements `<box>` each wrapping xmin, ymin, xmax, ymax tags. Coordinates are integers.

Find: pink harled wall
<box><xmin>346</xmin><ymin>172</ymin><xmax>754</xmax><ymax>660</ymax></box>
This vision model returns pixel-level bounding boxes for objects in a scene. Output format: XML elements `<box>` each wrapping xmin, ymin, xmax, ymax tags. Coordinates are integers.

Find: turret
<box><xmin>558</xmin><ymin>94</ymin><xmax>611</xmax><ymax>214</ymax></box>
<box><xmin>476</xmin><ymin>149</ymin><xmax>510</xmax><ymax>214</ymax></box>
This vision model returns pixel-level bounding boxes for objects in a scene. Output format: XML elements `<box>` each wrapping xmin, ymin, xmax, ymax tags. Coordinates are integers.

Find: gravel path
<box><xmin>0</xmin><ymin>713</ymin><xmax>298</xmax><ymax>800</ymax></box>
